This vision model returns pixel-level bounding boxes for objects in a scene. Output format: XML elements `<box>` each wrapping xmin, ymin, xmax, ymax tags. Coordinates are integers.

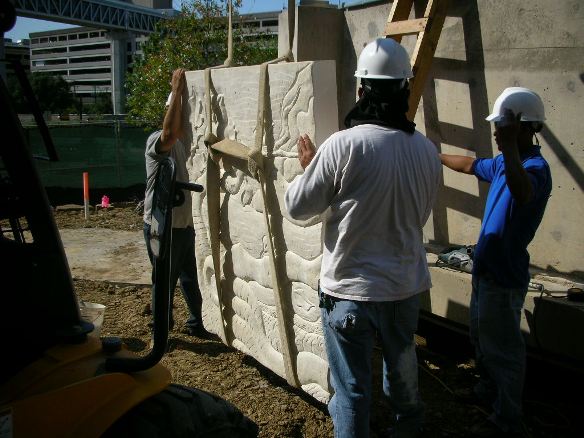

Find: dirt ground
<box><xmin>57</xmin><ymin>204</ymin><xmax>582</xmax><ymax>438</ymax></box>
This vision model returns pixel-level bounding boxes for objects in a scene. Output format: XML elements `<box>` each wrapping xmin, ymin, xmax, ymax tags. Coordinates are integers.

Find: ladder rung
<box><xmin>384</xmin><ymin>17</ymin><xmax>428</xmax><ymax>37</ymax></box>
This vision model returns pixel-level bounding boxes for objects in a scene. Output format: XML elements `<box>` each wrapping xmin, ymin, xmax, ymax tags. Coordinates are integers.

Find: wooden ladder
<box><xmin>384</xmin><ymin>0</ymin><xmax>451</xmax><ymax>120</ymax></box>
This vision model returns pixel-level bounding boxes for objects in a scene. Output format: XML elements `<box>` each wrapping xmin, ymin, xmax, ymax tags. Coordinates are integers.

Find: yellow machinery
<box><xmin>0</xmin><ymin>3</ymin><xmax>257</xmax><ymax>436</ymax></box>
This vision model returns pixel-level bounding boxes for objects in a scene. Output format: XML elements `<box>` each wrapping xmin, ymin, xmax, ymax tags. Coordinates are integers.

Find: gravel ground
<box><xmin>58</xmin><ymin>204</ymin><xmax>582</xmax><ymax>438</ymax></box>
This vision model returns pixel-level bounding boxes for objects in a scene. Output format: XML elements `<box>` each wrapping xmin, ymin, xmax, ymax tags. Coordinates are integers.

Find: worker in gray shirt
<box><xmin>143</xmin><ymin>68</ymin><xmax>206</xmax><ymax>337</ymax></box>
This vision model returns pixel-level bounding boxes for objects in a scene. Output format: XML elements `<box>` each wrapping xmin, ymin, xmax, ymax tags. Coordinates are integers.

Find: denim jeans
<box><xmin>470</xmin><ymin>274</ymin><xmax>527</xmax><ymax>433</ymax></box>
<box><xmin>320</xmin><ymin>290</ymin><xmax>424</xmax><ymax>438</ymax></box>
<box><xmin>144</xmin><ymin>222</ymin><xmax>203</xmax><ymax>330</ymax></box>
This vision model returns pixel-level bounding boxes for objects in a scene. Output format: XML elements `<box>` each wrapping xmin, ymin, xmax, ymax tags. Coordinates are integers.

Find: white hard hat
<box><xmin>165</xmin><ymin>92</ymin><xmax>172</xmax><ymax>107</ymax></box>
<box><xmin>354</xmin><ymin>38</ymin><xmax>413</xmax><ymax>80</ymax></box>
<box><xmin>485</xmin><ymin>87</ymin><xmax>545</xmax><ymax>122</ymax></box>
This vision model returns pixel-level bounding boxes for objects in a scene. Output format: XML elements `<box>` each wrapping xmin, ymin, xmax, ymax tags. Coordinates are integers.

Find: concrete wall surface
<box><xmin>341</xmin><ymin>0</ymin><xmax>584</xmax><ymax>278</ymax></box>
<box><xmin>283</xmin><ymin>0</ymin><xmax>584</xmax><ymax>360</ymax></box>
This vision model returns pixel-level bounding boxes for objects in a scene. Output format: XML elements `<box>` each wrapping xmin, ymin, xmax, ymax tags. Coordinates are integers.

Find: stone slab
<box><xmin>185</xmin><ymin>60</ymin><xmax>338</xmax><ymax>402</ymax></box>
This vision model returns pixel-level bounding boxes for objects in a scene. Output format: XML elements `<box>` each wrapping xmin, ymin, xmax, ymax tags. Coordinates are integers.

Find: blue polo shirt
<box><xmin>472</xmin><ymin>146</ymin><xmax>552</xmax><ymax>289</ymax></box>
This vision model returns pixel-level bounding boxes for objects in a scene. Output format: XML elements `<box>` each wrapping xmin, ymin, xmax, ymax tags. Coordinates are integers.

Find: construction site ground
<box><xmin>56</xmin><ymin>203</ymin><xmax>582</xmax><ymax>438</ymax></box>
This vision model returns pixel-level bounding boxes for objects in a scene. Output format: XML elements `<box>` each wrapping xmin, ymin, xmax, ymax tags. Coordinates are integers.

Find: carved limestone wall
<box><xmin>184</xmin><ymin>61</ymin><xmax>338</xmax><ymax>402</ymax></box>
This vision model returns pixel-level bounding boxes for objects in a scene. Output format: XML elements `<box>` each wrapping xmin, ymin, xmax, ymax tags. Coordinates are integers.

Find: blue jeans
<box><xmin>320</xmin><ymin>290</ymin><xmax>424</xmax><ymax>438</ymax></box>
<box><xmin>470</xmin><ymin>274</ymin><xmax>527</xmax><ymax>432</ymax></box>
<box><xmin>144</xmin><ymin>222</ymin><xmax>203</xmax><ymax>330</ymax></box>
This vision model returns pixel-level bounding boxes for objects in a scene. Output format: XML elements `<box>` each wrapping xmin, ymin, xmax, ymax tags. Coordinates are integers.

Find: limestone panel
<box><xmin>185</xmin><ymin>61</ymin><xmax>338</xmax><ymax>402</ymax></box>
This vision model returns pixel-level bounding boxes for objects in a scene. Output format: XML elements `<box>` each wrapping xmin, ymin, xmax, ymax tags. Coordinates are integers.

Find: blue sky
<box><xmin>5</xmin><ymin>0</ymin><xmax>290</xmax><ymax>42</ymax></box>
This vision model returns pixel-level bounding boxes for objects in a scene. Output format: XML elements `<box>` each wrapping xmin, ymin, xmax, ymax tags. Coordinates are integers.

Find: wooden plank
<box><xmin>384</xmin><ymin>17</ymin><xmax>428</xmax><ymax>37</ymax></box>
<box><xmin>386</xmin><ymin>0</ymin><xmax>415</xmax><ymax>43</ymax></box>
<box><xmin>407</xmin><ymin>0</ymin><xmax>451</xmax><ymax>120</ymax></box>
<box><xmin>387</xmin><ymin>0</ymin><xmax>415</xmax><ymax>22</ymax></box>
<box><xmin>212</xmin><ymin>138</ymin><xmax>252</xmax><ymax>162</ymax></box>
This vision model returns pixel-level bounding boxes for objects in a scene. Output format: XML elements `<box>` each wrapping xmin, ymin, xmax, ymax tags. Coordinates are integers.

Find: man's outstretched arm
<box><xmin>439</xmin><ymin>154</ymin><xmax>475</xmax><ymax>174</ymax></box>
<box><xmin>158</xmin><ymin>68</ymin><xmax>186</xmax><ymax>153</ymax></box>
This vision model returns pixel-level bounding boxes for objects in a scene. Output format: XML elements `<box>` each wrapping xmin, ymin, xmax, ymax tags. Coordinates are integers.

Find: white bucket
<box><xmin>79</xmin><ymin>301</ymin><xmax>106</xmax><ymax>336</ymax></box>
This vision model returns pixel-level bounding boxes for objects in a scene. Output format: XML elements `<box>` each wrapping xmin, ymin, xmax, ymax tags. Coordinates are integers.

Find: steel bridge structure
<box><xmin>14</xmin><ymin>0</ymin><xmax>172</xmax><ymax>34</ymax></box>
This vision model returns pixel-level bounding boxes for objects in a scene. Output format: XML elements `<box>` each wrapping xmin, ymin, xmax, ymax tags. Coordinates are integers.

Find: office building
<box><xmin>3</xmin><ymin>38</ymin><xmax>31</xmax><ymax>80</ymax></box>
<box><xmin>27</xmin><ymin>10</ymin><xmax>279</xmax><ymax>112</ymax></box>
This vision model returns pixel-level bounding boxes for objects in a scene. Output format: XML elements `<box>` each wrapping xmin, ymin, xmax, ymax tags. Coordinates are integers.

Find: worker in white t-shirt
<box><xmin>285</xmin><ymin>39</ymin><xmax>441</xmax><ymax>438</ymax></box>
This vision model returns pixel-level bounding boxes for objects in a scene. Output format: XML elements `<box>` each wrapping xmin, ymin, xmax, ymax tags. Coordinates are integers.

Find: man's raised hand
<box><xmin>297</xmin><ymin>134</ymin><xmax>316</xmax><ymax>170</ymax></box>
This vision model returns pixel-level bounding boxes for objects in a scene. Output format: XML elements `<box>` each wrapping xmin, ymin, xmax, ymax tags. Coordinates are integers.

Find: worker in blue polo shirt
<box><xmin>440</xmin><ymin>87</ymin><xmax>552</xmax><ymax>436</ymax></box>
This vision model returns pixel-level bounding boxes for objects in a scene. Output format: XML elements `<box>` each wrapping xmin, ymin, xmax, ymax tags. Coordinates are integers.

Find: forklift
<box><xmin>0</xmin><ymin>3</ymin><xmax>257</xmax><ymax>436</ymax></box>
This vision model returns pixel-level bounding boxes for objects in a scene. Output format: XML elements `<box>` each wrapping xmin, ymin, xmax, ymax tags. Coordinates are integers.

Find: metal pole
<box><xmin>83</xmin><ymin>171</ymin><xmax>90</xmax><ymax>219</ymax></box>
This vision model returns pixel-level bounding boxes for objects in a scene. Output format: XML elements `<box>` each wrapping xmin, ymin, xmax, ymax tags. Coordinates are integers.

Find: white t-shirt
<box><xmin>285</xmin><ymin>124</ymin><xmax>441</xmax><ymax>302</ymax></box>
<box><xmin>143</xmin><ymin>130</ymin><xmax>193</xmax><ymax>229</ymax></box>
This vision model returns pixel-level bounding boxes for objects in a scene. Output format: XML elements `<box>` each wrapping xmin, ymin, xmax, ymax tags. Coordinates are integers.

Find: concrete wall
<box><xmin>283</xmin><ymin>1</ymin><xmax>584</xmax><ymax>357</ymax></box>
<box><xmin>286</xmin><ymin>0</ymin><xmax>584</xmax><ymax>279</ymax></box>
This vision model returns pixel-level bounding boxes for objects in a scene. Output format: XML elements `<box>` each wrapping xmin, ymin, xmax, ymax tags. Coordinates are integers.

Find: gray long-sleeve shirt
<box><xmin>143</xmin><ymin>130</ymin><xmax>193</xmax><ymax>229</ymax></box>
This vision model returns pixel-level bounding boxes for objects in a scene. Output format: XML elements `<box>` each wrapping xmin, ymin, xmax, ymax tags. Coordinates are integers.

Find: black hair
<box><xmin>344</xmin><ymin>78</ymin><xmax>416</xmax><ymax>133</ymax></box>
<box><xmin>530</xmin><ymin>122</ymin><xmax>543</xmax><ymax>133</ymax></box>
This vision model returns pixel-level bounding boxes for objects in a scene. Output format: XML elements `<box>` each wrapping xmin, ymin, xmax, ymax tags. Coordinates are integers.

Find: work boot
<box><xmin>180</xmin><ymin>324</ymin><xmax>212</xmax><ymax>339</ymax></box>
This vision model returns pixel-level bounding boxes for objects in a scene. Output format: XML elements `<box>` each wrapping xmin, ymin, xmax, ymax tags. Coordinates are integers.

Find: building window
<box><xmin>89</xmin><ymin>31</ymin><xmax>99</xmax><ymax>38</ymax></box>
<box><xmin>69</xmin><ymin>55</ymin><xmax>111</xmax><ymax>64</ymax></box>
<box><xmin>34</xmin><ymin>70</ymin><xmax>68</xmax><ymax>75</ymax></box>
<box><xmin>40</xmin><ymin>37</ymin><xmax>48</xmax><ymax>43</ymax></box>
<box><xmin>71</xmin><ymin>80</ymin><xmax>111</xmax><ymax>87</ymax></box>
<box><xmin>69</xmin><ymin>34</ymin><xmax>78</xmax><ymax>40</ymax></box>
<box><xmin>32</xmin><ymin>47</ymin><xmax>67</xmax><ymax>55</ymax></box>
<box><xmin>79</xmin><ymin>33</ymin><xmax>88</xmax><ymax>39</ymax></box>
<box><xmin>35</xmin><ymin>58</ymin><xmax>68</xmax><ymax>66</ymax></box>
<box><xmin>68</xmin><ymin>67</ymin><xmax>111</xmax><ymax>75</ymax></box>
<box><xmin>262</xmin><ymin>20</ymin><xmax>278</xmax><ymax>27</ymax></box>
<box><xmin>69</xmin><ymin>43</ymin><xmax>111</xmax><ymax>52</ymax></box>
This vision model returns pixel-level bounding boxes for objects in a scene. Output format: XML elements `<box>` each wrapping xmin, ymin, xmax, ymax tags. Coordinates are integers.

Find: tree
<box><xmin>7</xmin><ymin>72</ymin><xmax>74</xmax><ymax>115</ymax></box>
<box><xmin>125</xmin><ymin>0</ymin><xmax>278</xmax><ymax>128</ymax></box>
<box><xmin>86</xmin><ymin>92</ymin><xmax>114</xmax><ymax>115</ymax></box>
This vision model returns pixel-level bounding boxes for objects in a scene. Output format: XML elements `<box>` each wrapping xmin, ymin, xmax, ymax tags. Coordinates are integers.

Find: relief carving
<box><xmin>185</xmin><ymin>61</ymin><xmax>338</xmax><ymax>402</ymax></box>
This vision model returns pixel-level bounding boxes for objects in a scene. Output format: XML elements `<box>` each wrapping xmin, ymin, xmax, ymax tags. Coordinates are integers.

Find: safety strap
<box><xmin>251</xmin><ymin>62</ymin><xmax>300</xmax><ymax>387</ymax></box>
<box><xmin>204</xmin><ymin>68</ymin><xmax>229</xmax><ymax>344</ymax></box>
<box><xmin>285</xmin><ymin>0</ymin><xmax>295</xmax><ymax>62</ymax></box>
<box><xmin>224</xmin><ymin>0</ymin><xmax>233</xmax><ymax>67</ymax></box>
<box><xmin>200</xmin><ymin>0</ymin><xmax>238</xmax><ymax>345</ymax></box>
<box><xmin>203</xmin><ymin>0</ymin><xmax>300</xmax><ymax>387</ymax></box>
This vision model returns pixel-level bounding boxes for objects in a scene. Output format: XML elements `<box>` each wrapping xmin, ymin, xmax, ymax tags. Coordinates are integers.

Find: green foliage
<box><xmin>125</xmin><ymin>0</ymin><xmax>278</xmax><ymax>128</ymax></box>
<box><xmin>7</xmin><ymin>72</ymin><xmax>74</xmax><ymax>114</ymax></box>
<box><xmin>86</xmin><ymin>93</ymin><xmax>114</xmax><ymax>115</ymax></box>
